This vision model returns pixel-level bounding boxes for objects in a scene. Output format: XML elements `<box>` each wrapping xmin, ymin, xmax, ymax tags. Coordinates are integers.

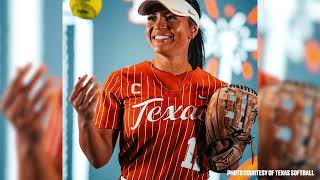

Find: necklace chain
<box><xmin>150</xmin><ymin>60</ymin><xmax>193</xmax><ymax>92</ymax></box>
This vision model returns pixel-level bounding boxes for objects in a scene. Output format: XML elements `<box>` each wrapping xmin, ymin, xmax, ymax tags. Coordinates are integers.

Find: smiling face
<box><xmin>145</xmin><ymin>4</ymin><xmax>198</xmax><ymax>57</ymax></box>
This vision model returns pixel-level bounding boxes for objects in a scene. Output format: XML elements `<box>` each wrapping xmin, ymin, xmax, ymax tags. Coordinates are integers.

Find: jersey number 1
<box><xmin>181</xmin><ymin>137</ymin><xmax>200</xmax><ymax>171</ymax></box>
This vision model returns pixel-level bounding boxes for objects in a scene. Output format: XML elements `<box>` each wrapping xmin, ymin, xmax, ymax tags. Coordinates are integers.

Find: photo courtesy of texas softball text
<box><xmin>227</xmin><ymin>170</ymin><xmax>315</xmax><ymax>176</ymax></box>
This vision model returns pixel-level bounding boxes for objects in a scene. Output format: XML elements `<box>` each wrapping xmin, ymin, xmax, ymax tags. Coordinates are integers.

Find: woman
<box><xmin>70</xmin><ymin>0</ymin><xmax>236</xmax><ymax>179</ymax></box>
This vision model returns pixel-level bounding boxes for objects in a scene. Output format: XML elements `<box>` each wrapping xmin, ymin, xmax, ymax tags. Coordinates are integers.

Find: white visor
<box><xmin>138</xmin><ymin>0</ymin><xmax>200</xmax><ymax>27</ymax></box>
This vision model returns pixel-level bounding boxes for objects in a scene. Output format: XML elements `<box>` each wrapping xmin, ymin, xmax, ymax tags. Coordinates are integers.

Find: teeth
<box><xmin>154</xmin><ymin>35</ymin><xmax>170</xmax><ymax>40</ymax></box>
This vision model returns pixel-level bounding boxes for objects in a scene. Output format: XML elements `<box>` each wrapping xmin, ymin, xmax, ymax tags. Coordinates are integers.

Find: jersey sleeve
<box><xmin>218</xmin><ymin>78</ymin><xmax>228</xmax><ymax>87</ymax></box>
<box><xmin>213</xmin><ymin>76</ymin><xmax>228</xmax><ymax>90</ymax></box>
<box><xmin>93</xmin><ymin>71</ymin><xmax>123</xmax><ymax>130</ymax></box>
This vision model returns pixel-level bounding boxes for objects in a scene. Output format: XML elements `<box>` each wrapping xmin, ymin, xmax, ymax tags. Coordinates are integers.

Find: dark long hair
<box><xmin>186</xmin><ymin>0</ymin><xmax>204</xmax><ymax>70</ymax></box>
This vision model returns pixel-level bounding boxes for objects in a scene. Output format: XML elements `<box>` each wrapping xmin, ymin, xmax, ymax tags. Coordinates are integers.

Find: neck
<box><xmin>152</xmin><ymin>54</ymin><xmax>191</xmax><ymax>76</ymax></box>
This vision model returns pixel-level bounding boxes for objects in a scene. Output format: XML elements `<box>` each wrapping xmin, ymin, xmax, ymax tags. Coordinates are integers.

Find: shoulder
<box><xmin>111</xmin><ymin>61</ymin><xmax>150</xmax><ymax>76</ymax></box>
<box><xmin>103</xmin><ymin>60</ymin><xmax>150</xmax><ymax>84</ymax></box>
<box><xmin>105</xmin><ymin>60</ymin><xmax>149</xmax><ymax>75</ymax></box>
<box><xmin>193</xmin><ymin>67</ymin><xmax>227</xmax><ymax>88</ymax></box>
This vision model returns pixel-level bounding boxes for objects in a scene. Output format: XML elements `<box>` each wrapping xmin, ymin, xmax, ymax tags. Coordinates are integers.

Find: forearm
<box><xmin>17</xmin><ymin>136</ymin><xmax>60</xmax><ymax>180</ymax></box>
<box><xmin>78</xmin><ymin>119</ymin><xmax>115</xmax><ymax>168</ymax></box>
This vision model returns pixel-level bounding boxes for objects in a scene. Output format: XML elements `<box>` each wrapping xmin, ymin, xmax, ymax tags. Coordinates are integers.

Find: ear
<box><xmin>190</xmin><ymin>24</ymin><xmax>198</xmax><ymax>39</ymax></box>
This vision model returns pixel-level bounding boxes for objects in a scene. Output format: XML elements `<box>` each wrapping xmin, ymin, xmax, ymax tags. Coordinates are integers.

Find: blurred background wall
<box><xmin>259</xmin><ymin>0</ymin><xmax>320</xmax><ymax>84</ymax></box>
<box><xmin>0</xmin><ymin>0</ymin><xmax>61</xmax><ymax>179</ymax></box>
<box><xmin>63</xmin><ymin>0</ymin><xmax>257</xmax><ymax>180</ymax></box>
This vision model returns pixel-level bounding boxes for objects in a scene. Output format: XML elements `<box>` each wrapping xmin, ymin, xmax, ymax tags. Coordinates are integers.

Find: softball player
<box><xmin>70</xmin><ymin>0</ymin><xmax>233</xmax><ymax>179</ymax></box>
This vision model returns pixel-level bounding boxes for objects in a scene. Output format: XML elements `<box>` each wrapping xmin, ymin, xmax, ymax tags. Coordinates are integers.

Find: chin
<box><xmin>152</xmin><ymin>46</ymin><xmax>170</xmax><ymax>54</ymax></box>
<box><xmin>153</xmin><ymin>47</ymin><xmax>161</xmax><ymax>53</ymax></box>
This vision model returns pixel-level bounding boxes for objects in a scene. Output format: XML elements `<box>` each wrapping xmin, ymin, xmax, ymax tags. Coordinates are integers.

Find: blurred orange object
<box><xmin>242</xmin><ymin>61</ymin><xmax>253</xmax><ymax>81</ymax></box>
<box><xmin>206</xmin><ymin>58</ymin><xmax>219</xmax><ymax>76</ymax></box>
<box><xmin>251</xmin><ymin>51</ymin><xmax>258</xmax><ymax>61</ymax></box>
<box><xmin>247</xmin><ymin>6</ymin><xmax>257</xmax><ymax>25</ymax></box>
<box><xmin>305</xmin><ymin>40</ymin><xmax>320</xmax><ymax>73</ymax></box>
<box><xmin>224</xmin><ymin>4</ymin><xmax>235</xmax><ymax>17</ymax></box>
<box><xmin>204</xmin><ymin>0</ymin><xmax>219</xmax><ymax>19</ymax></box>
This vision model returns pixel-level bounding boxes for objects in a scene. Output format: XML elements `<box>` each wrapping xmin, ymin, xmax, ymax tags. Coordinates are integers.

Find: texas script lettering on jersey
<box><xmin>131</xmin><ymin>98</ymin><xmax>206</xmax><ymax>129</ymax></box>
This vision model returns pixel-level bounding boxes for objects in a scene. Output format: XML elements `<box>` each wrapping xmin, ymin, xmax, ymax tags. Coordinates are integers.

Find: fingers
<box><xmin>0</xmin><ymin>64</ymin><xmax>56</xmax><ymax>132</ymax></box>
<box><xmin>1</xmin><ymin>64</ymin><xmax>47</xmax><ymax>112</ymax></box>
<box><xmin>29</xmin><ymin>76</ymin><xmax>54</xmax><ymax>110</ymax></box>
<box><xmin>87</xmin><ymin>90</ymin><xmax>100</xmax><ymax>110</ymax></box>
<box><xmin>71</xmin><ymin>76</ymin><xmax>95</xmax><ymax>108</ymax></box>
<box><xmin>0</xmin><ymin>64</ymin><xmax>32</xmax><ymax>110</ymax></box>
<box><xmin>24</xmin><ymin>65</ymin><xmax>47</xmax><ymax>93</ymax></box>
<box><xmin>80</xmin><ymin>82</ymin><xmax>100</xmax><ymax>109</ymax></box>
<box><xmin>69</xmin><ymin>74</ymin><xmax>88</xmax><ymax>102</ymax></box>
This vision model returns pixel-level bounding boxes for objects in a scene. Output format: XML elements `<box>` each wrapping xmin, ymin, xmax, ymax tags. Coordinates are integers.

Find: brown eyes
<box><xmin>166</xmin><ymin>15</ymin><xmax>176</xmax><ymax>21</ymax></box>
<box><xmin>147</xmin><ymin>15</ymin><xmax>156</xmax><ymax>21</ymax></box>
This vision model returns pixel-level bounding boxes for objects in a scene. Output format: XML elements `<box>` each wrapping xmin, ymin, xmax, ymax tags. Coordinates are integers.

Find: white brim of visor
<box><xmin>138</xmin><ymin>0</ymin><xmax>200</xmax><ymax>27</ymax></box>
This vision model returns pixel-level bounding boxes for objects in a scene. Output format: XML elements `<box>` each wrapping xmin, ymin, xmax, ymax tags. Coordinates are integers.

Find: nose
<box><xmin>154</xmin><ymin>16</ymin><xmax>168</xmax><ymax>30</ymax></box>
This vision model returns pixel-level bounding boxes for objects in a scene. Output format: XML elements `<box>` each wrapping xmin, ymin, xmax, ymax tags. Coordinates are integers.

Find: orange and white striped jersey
<box><xmin>94</xmin><ymin>61</ymin><xmax>226</xmax><ymax>180</ymax></box>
